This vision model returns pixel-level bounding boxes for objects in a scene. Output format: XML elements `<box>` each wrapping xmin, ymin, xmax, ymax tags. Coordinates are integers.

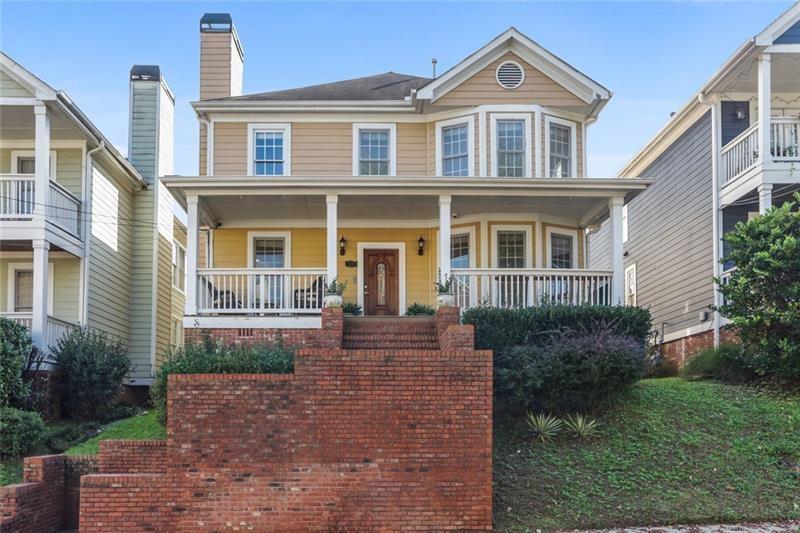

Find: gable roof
<box><xmin>416</xmin><ymin>27</ymin><xmax>611</xmax><ymax>105</ymax></box>
<box><xmin>210</xmin><ymin>72</ymin><xmax>430</xmax><ymax>102</ymax></box>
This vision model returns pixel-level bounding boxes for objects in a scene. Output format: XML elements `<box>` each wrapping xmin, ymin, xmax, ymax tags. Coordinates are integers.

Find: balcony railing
<box><xmin>0</xmin><ymin>175</ymin><xmax>81</xmax><ymax>238</ymax></box>
<box><xmin>0</xmin><ymin>313</ymin><xmax>79</xmax><ymax>355</ymax></box>
<box><xmin>197</xmin><ymin>268</ymin><xmax>327</xmax><ymax>314</ymax></box>
<box><xmin>48</xmin><ymin>180</ymin><xmax>81</xmax><ymax>237</ymax></box>
<box><xmin>722</xmin><ymin>117</ymin><xmax>800</xmax><ymax>184</ymax></box>
<box><xmin>451</xmin><ymin>268</ymin><xmax>613</xmax><ymax>310</ymax></box>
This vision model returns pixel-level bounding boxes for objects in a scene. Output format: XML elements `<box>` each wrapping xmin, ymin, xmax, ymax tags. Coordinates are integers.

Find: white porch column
<box><xmin>438</xmin><ymin>195</ymin><xmax>452</xmax><ymax>282</ymax></box>
<box><xmin>31</xmin><ymin>239</ymin><xmax>49</xmax><ymax>350</ymax></box>
<box><xmin>34</xmin><ymin>105</ymin><xmax>50</xmax><ymax>222</ymax></box>
<box><xmin>757</xmin><ymin>53</ymin><xmax>772</xmax><ymax>165</ymax></box>
<box><xmin>609</xmin><ymin>197</ymin><xmax>625</xmax><ymax>305</ymax></box>
<box><xmin>758</xmin><ymin>183</ymin><xmax>773</xmax><ymax>214</ymax></box>
<box><xmin>185</xmin><ymin>195</ymin><xmax>199</xmax><ymax>315</ymax></box>
<box><xmin>326</xmin><ymin>194</ymin><xmax>338</xmax><ymax>282</ymax></box>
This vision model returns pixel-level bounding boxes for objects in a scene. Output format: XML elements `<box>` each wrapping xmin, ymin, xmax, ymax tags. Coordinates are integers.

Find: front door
<box><xmin>364</xmin><ymin>249</ymin><xmax>399</xmax><ymax>316</ymax></box>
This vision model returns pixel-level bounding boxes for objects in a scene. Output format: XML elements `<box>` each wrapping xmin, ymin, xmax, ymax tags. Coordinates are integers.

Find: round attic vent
<box><xmin>495</xmin><ymin>61</ymin><xmax>525</xmax><ymax>90</ymax></box>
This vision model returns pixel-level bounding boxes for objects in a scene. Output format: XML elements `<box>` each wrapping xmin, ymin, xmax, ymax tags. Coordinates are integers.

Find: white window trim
<box><xmin>6</xmin><ymin>261</ymin><xmax>54</xmax><ymax>315</ymax></box>
<box><xmin>10</xmin><ymin>150</ymin><xmax>57</xmax><ymax>180</ymax></box>
<box><xmin>435</xmin><ymin>115</ymin><xmax>475</xmax><ymax>177</ymax></box>
<box><xmin>546</xmin><ymin>227</ymin><xmax>579</xmax><ymax>269</ymax></box>
<box><xmin>356</xmin><ymin>242</ymin><xmax>406</xmax><ymax>315</ymax></box>
<box><xmin>352</xmin><ymin>123</ymin><xmax>397</xmax><ymax>176</ymax></box>
<box><xmin>435</xmin><ymin>226</ymin><xmax>477</xmax><ymax>269</ymax></box>
<box><xmin>490</xmin><ymin>113</ymin><xmax>532</xmax><ymax>178</ymax></box>
<box><xmin>544</xmin><ymin>115</ymin><xmax>577</xmax><ymax>178</ymax></box>
<box><xmin>247</xmin><ymin>231</ymin><xmax>292</xmax><ymax>268</ymax></box>
<box><xmin>622</xmin><ymin>204</ymin><xmax>629</xmax><ymax>243</ymax></box>
<box><xmin>624</xmin><ymin>263</ymin><xmax>637</xmax><ymax>306</ymax></box>
<box><xmin>247</xmin><ymin>123</ymin><xmax>291</xmax><ymax>176</ymax></box>
<box><xmin>491</xmin><ymin>224</ymin><xmax>532</xmax><ymax>268</ymax></box>
<box><xmin>172</xmin><ymin>240</ymin><xmax>186</xmax><ymax>294</ymax></box>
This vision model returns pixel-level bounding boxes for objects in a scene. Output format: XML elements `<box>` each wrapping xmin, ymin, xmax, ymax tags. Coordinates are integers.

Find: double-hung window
<box><xmin>545</xmin><ymin>116</ymin><xmax>576</xmax><ymax>178</ymax></box>
<box><xmin>496</xmin><ymin>119</ymin><xmax>526</xmax><ymax>177</ymax></box>
<box><xmin>172</xmin><ymin>241</ymin><xmax>186</xmax><ymax>292</ymax></box>
<box><xmin>14</xmin><ymin>270</ymin><xmax>33</xmax><ymax>313</ymax></box>
<box><xmin>497</xmin><ymin>231</ymin><xmax>526</xmax><ymax>269</ymax></box>
<box><xmin>442</xmin><ymin>124</ymin><xmax>470</xmax><ymax>177</ymax></box>
<box><xmin>248</xmin><ymin>124</ymin><xmax>290</xmax><ymax>176</ymax></box>
<box><xmin>625</xmin><ymin>264</ymin><xmax>637</xmax><ymax>306</ymax></box>
<box><xmin>358</xmin><ymin>130</ymin><xmax>390</xmax><ymax>175</ymax></box>
<box><xmin>549</xmin><ymin>233</ymin><xmax>575</xmax><ymax>269</ymax></box>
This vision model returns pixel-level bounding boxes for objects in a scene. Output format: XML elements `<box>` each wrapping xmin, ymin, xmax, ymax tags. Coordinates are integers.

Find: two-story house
<box><xmin>163</xmin><ymin>14</ymin><xmax>651</xmax><ymax>338</ymax></box>
<box><xmin>589</xmin><ymin>3</ymin><xmax>800</xmax><ymax>362</ymax></box>
<box><xmin>0</xmin><ymin>54</ymin><xmax>186</xmax><ymax>388</ymax></box>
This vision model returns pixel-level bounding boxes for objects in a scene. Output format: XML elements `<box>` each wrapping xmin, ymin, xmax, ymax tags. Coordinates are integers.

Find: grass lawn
<box><xmin>66</xmin><ymin>410</ymin><xmax>164</xmax><ymax>455</ymax></box>
<box><xmin>494</xmin><ymin>378</ymin><xmax>800</xmax><ymax>531</ymax></box>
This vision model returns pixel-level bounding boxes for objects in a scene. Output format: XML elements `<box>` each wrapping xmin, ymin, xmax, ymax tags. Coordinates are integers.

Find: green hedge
<box><xmin>462</xmin><ymin>305</ymin><xmax>652</xmax><ymax>354</ymax></box>
<box><xmin>0</xmin><ymin>407</ymin><xmax>45</xmax><ymax>458</ymax></box>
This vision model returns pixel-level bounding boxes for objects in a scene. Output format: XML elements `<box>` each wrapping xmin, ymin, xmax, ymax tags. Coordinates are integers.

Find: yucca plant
<box><xmin>525</xmin><ymin>411</ymin><xmax>563</xmax><ymax>442</ymax></box>
<box><xmin>564</xmin><ymin>413</ymin><xmax>601</xmax><ymax>440</ymax></box>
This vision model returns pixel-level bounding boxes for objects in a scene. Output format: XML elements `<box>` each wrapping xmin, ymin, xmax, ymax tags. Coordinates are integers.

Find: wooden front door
<box><xmin>364</xmin><ymin>249</ymin><xmax>399</xmax><ymax>316</ymax></box>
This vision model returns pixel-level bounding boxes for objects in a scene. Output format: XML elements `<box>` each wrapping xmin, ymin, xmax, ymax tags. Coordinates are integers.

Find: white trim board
<box><xmin>184</xmin><ymin>315</ymin><xmax>321</xmax><ymax>329</ymax></box>
<box><xmin>352</xmin><ymin>123</ymin><xmax>397</xmax><ymax>176</ymax></box>
<box><xmin>356</xmin><ymin>242</ymin><xmax>406</xmax><ymax>315</ymax></box>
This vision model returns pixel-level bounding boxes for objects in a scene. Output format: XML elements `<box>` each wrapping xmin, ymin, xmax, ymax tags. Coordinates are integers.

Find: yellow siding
<box><xmin>437</xmin><ymin>52</ymin><xmax>585</xmax><ymax>107</ymax></box>
<box><xmin>213</xmin><ymin>122</ymin><xmax>247</xmax><ymax>175</ymax></box>
<box><xmin>292</xmin><ymin>123</ymin><xmax>352</xmax><ymax>175</ymax></box>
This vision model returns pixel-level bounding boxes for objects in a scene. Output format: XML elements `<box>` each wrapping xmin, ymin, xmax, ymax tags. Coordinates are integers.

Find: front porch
<box><xmin>165</xmin><ymin>176</ymin><xmax>649</xmax><ymax>328</ymax></box>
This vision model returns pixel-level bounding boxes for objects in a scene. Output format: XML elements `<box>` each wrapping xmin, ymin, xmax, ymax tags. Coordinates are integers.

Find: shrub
<box><xmin>151</xmin><ymin>338</ymin><xmax>294</xmax><ymax>424</ymax></box>
<box><xmin>462</xmin><ymin>304</ymin><xmax>652</xmax><ymax>355</ymax></box>
<box><xmin>681</xmin><ymin>344</ymin><xmax>756</xmax><ymax>384</ymax></box>
<box><xmin>54</xmin><ymin>329</ymin><xmax>131</xmax><ymax>420</ymax></box>
<box><xmin>716</xmin><ymin>194</ymin><xmax>800</xmax><ymax>380</ymax></box>
<box><xmin>498</xmin><ymin>327</ymin><xmax>647</xmax><ymax>413</ymax></box>
<box><xmin>525</xmin><ymin>411</ymin><xmax>562</xmax><ymax>442</ymax></box>
<box><xmin>0</xmin><ymin>318</ymin><xmax>32</xmax><ymax>408</ymax></box>
<box><xmin>342</xmin><ymin>302</ymin><xmax>362</xmax><ymax>315</ymax></box>
<box><xmin>405</xmin><ymin>303</ymin><xmax>435</xmax><ymax>316</ymax></box>
<box><xmin>0</xmin><ymin>407</ymin><xmax>45</xmax><ymax>458</ymax></box>
<box><xmin>563</xmin><ymin>413</ymin><xmax>602</xmax><ymax>440</ymax></box>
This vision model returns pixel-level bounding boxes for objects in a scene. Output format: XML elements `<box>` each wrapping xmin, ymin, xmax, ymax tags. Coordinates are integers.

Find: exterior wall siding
<box><xmin>775</xmin><ymin>19</ymin><xmax>800</xmax><ymax>43</ymax></box>
<box><xmin>589</xmin><ymin>111</ymin><xmax>714</xmax><ymax>337</ymax></box>
<box><xmin>720</xmin><ymin>101</ymin><xmax>750</xmax><ymax>146</ymax></box>
<box><xmin>291</xmin><ymin>122</ymin><xmax>352</xmax><ymax>176</ymax></box>
<box><xmin>0</xmin><ymin>71</ymin><xmax>34</xmax><ymax>97</ymax></box>
<box><xmin>0</xmin><ymin>147</ymin><xmax>83</xmax><ymax>196</ymax></box>
<box><xmin>0</xmin><ymin>256</ymin><xmax>79</xmax><ymax>323</ymax></box>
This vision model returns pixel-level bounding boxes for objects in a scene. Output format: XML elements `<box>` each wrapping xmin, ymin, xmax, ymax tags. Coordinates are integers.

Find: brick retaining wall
<box><xmin>660</xmin><ymin>327</ymin><xmax>739</xmax><ymax>367</ymax></box>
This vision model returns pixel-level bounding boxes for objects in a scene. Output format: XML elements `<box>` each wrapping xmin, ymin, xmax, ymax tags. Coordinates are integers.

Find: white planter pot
<box><xmin>323</xmin><ymin>294</ymin><xmax>343</xmax><ymax>308</ymax></box>
<box><xmin>437</xmin><ymin>293</ymin><xmax>455</xmax><ymax>308</ymax></box>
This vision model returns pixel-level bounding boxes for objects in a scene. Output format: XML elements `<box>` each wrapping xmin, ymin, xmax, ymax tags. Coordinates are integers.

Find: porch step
<box><xmin>342</xmin><ymin>316</ymin><xmax>439</xmax><ymax>350</ymax></box>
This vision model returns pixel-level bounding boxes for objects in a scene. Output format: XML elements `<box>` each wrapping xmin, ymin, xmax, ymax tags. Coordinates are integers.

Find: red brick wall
<box><xmin>98</xmin><ymin>440</ymin><xmax>166</xmax><ymax>474</ymax></box>
<box><xmin>80</xmin><ymin>344</ymin><xmax>493</xmax><ymax>531</ymax></box>
<box><xmin>660</xmin><ymin>327</ymin><xmax>739</xmax><ymax>366</ymax></box>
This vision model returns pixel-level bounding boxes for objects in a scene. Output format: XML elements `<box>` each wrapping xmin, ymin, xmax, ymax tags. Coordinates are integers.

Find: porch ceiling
<box><xmin>712</xmin><ymin>51</ymin><xmax>800</xmax><ymax>94</ymax></box>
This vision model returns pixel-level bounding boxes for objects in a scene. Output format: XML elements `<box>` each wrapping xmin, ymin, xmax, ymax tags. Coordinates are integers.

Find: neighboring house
<box><xmin>589</xmin><ymin>3</ymin><xmax>800</xmax><ymax>360</ymax></box>
<box><xmin>162</xmin><ymin>14</ymin><xmax>650</xmax><ymax>338</ymax></box>
<box><xmin>0</xmin><ymin>54</ymin><xmax>186</xmax><ymax>387</ymax></box>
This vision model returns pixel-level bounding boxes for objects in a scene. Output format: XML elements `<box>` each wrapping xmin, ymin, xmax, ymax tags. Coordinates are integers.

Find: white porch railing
<box><xmin>451</xmin><ymin>268</ymin><xmax>613</xmax><ymax>310</ymax></box>
<box><xmin>722</xmin><ymin>117</ymin><xmax>800</xmax><ymax>183</ymax></box>
<box><xmin>0</xmin><ymin>175</ymin><xmax>35</xmax><ymax>219</ymax></box>
<box><xmin>197</xmin><ymin>268</ymin><xmax>327</xmax><ymax>314</ymax></box>
<box><xmin>0</xmin><ymin>313</ymin><xmax>79</xmax><ymax>354</ymax></box>
<box><xmin>721</xmin><ymin>123</ymin><xmax>759</xmax><ymax>184</ymax></box>
<box><xmin>48</xmin><ymin>180</ymin><xmax>81</xmax><ymax>237</ymax></box>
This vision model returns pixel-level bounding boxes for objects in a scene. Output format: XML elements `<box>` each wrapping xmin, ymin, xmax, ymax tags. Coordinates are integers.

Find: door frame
<box><xmin>357</xmin><ymin>242</ymin><xmax>406</xmax><ymax>315</ymax></box>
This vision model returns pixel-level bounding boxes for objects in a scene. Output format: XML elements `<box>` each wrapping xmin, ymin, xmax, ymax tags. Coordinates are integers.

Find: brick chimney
<box><xmin>199</xmin><ymin>13</ymin><xmax>244</xmax><ymax>100</ymax></box>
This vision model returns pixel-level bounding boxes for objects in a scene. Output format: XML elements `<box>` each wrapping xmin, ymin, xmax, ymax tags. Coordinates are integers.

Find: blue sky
<box><xmin>0</xmin><ymin>1</ymin><xmax>792</xmax><ymax>177</ymax></box>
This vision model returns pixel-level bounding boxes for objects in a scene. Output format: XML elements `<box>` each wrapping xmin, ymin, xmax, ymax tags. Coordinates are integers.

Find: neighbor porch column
<box><xmin>31</xmin><ymin>239</ymin><xmax>49</xmax><ymax>351</ymax></box>
<box><xmin>185</xmin><ymin>194</ymin><xmax>199</xmax><ymax>316</ymax></box>
<box><xmin>438</xmin><ymin>195</ymin><xmax>452</xmax><ymax>283</ymax></box>
<box><xmin>326</xmin><ymin>194</ymin><xmax>338</xmax><ymax>283</ymax></box>
<box><xmin>758</xmin><ymin>183</ymin><xmax>773</xmax><ymax>214</ymax></box>
<box><xmin>757</xmin><ymin>53</ymin><xmax>771</xmax><ymax>166</ymax></box>
<box><xmin>34</xmin><ymin>105</ymin><xmax>50</xmax><ymax>224</ymax></box>
<box><xmin>609</xmin><ymin>197</ymin><xmax>624</xmax><ymax>305</ymax></box>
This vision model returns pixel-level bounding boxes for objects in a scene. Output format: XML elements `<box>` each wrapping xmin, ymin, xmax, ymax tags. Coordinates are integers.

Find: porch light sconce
<box><xmin>339</xmin><ymin>236</ymin><xmax>347</xmax><ymax>256</ymax></box>
<box><xmin>417</xmin><ymin>236</ymin><xmax>426</xmax><ymax>256</ymax></box>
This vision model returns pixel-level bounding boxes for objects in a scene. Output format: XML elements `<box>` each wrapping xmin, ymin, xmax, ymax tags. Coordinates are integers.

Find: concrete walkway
<box><xmin>576</xmin><ymin>522</ymin><xmax>799</xmax><ymax>533</ymax></box>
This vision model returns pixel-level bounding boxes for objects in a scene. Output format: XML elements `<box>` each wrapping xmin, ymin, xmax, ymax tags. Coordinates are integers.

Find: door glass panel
<box><xmin>377</xmin><ymin>262</ymin><xmax>386</xmax><ymax>306</ymax></box>
<box><xmin>14</xmin><ymin>270</ymin><xmax>33</xmax><ymax>312</ymax></box>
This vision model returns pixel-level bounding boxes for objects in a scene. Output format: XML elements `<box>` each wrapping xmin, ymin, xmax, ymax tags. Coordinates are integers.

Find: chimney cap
<box><xmin>201</xmin><ymin>13</ymin><xmax>234</xmax><ymax>32</ymax></box>
<box><xmin>130</xmin><ymin>65</ymin><xmax>161</xmax><ymax>81</ymax></box>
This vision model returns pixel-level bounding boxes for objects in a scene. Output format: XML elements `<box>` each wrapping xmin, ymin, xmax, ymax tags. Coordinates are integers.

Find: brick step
<box><xmin>342</xmin><ymin>334</ymin><xmax>438</xmax><ymax>341</ymax></box>
<box><xmin>342</xmin><ymin>342</ymin><xmax>441</xmax><ymax>349</ymax></box>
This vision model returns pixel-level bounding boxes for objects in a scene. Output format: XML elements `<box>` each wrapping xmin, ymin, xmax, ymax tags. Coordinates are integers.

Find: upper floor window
<box><xmin>496</xmin><ymin>120</ymin><xmax>525</xmax><ymax>177</ymax></box>
<box><xmin>172</xmin><ymin>241</ymin><xmax>186</xmax><ymax>292</ymax></box>
<box><xmin>248</xmin><ymin>124</ymin><xmax>291</xmax><ymax>176</ymax></box>
<box><xmin>352</xmin><ymin>123</ymin><xmax>396</xmax><ymax>176</ymax></box>
<box><xmin>545</xmin><ymin>116</ymin><xmax>577</xmax><ymax>178</ymax></box>
<box><xmin>436</xmin><ymin>116</ymin><xmax>474</xmax><ymax>177</ymax></box>
<box><xmin>10</xmin><ymin>150</ymin><xmax>57</xmax><ymax>179</ymax></box>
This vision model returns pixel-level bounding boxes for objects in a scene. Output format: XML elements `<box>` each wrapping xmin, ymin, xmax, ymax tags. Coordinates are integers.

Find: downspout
<box><xmin>698</xmin><ymin>92</ymin><xmax>722</xmax><ymax>348</ymax></box>
<box><xmin>80</xmin><ymin>140</ymin><xmax>104</xmax><ymax>326</ymax></box>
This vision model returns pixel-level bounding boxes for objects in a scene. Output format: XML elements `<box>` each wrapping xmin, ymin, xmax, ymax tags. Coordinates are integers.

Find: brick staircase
<box><xmin>342</xmin><ymin>316</ymin><xmax>440</xmax><ymax>350</ymax></box>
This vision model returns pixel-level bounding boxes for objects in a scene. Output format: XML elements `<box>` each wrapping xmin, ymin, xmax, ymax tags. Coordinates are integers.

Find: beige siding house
<box><xmin>0</xmin><ymin>55</ymin><xmax>186</xmax><ymax>386</ymax></box>
<box><xmin>163</xmin><ymin>14</ymin><xmax>650</xmax><ymax>336</ymax></box>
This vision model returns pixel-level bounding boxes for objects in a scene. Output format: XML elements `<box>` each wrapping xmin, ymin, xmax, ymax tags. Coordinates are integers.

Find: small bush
<box><xmin>0</xmin><ymin>407</ymin><xmax>45</xmax><ymax>458</ymax></box>
<box><xmin>462</xmin><ymin>304</ymin><xmax>652</xmax><ymax>355</ymax></box>
<box><xmin>499</xmin><ymin>327</ymin><xmax>647</xmax><ymax>413</ymax></box>
<box><xmin>563</xmin><ymin>413</ymin><xmax>602</xmax><ymax>440</ymax></box>
<box><xmin>54</xmin><ymin>329</ymin><xmax>131</xmax><ymax>420</ymax></box>
<box><xmin>0</xmin><ymin>318</ymin><xmax>32</xmax><ymax>409</ymax></box>
<box><xmin>525</xmin><ymin>411</ymin><xmax>562</xmax><ymax>442</ymax></box>
<box><xmin>342</xmin><ymin>302</ymin><xmax>362</xmax><ymax>315</ymax></box>
<box><xmin>151</xmin><ymin>338</ymin><xmax>294</xmax><ymax>424</ymax></box>
<box><xmin>681</xmin><ymin>344</ymin><xmax>756</xmax><ymax>384</ymax></box>
<box><xmin>405</xmin><ymin>303</ymin><xmax>435</xmax><ymax>316</ymax></box>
